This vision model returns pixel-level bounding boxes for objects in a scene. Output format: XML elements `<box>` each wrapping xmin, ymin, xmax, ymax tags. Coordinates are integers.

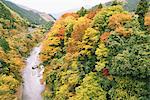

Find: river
<box><xmin>22</xmin><ymin>46</ymin><xmax>45</xmax><ymax>100</ymax></box>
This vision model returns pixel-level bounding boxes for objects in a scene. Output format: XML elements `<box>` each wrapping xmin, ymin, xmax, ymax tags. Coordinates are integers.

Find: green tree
<box><xmin>77</xmin><ymin>7</ymin><xmax>87</xmax><ymax>17</ymax></box>
<box><xmin>98</xmin><ymin>3</ymin><xmax>103</xmax><ymax>9</ymax></box>
<box><xmin>111</xmin><ymin>0</ymin><xmax>123</xmax><ymax>6</ymax></box>
<box><xmin>136</xmin><ymin>0</ymin><xmax>149</xmax><ymax>30</ymax></box>
<box><xmin>0</xmin><ymin>37</ymin><xmax>10</xmax><ymax>53</ymax></box>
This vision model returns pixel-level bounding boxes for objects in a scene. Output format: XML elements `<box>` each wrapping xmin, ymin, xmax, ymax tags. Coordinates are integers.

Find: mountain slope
<box><xmin>0</xmin><ymin>1</ymin><xmax>44</xmax><ymax>99</ymax></box>
<box><xmin>2</xmin><ymin>0</ymin><xmax>55</xmax><ymax>25</ymax></box>
<box><xmin>39</xmin><ymin>12</ymin><xmax>56</xmax><ymax>22</ymax></box>
<box><xmin>104</xmin><ymin>0</ymin><xmax>150</xmax><ymax>12</ymax></box>
<box><xmin>40</xmin><ymin>3</ymin><xmax>150</xmax><ymax>100</ymax></box>
<box><xmin>124</xmin><ymin>0</ymin><xmax>141</xmax><ymax>11</ymax></box>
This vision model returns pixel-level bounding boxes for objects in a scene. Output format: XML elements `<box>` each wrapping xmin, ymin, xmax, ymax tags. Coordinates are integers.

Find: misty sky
<box><xmin>8</xmin><ymin>0</ymin><xmax>112</xmax><ymax>14</ymax></box>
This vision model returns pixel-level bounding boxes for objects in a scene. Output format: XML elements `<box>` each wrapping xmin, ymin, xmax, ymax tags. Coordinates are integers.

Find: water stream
<box><xmin>22</xmin><ymin>46</ymin><xmax>45</xmax><ymax>100</ymax></box>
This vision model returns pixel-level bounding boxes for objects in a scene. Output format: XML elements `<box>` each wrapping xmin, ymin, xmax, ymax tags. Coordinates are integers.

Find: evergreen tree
<box><xmin>0</xmin><ymin>37</ymin><xmax>10</xmax><ymax>53</ymax></box>
<box><xmin>136</xmin><ymin>0</ymin><xmax>149</xmax><ymax>30</ymax></box>
<box><xmin>98</xmin><ymin>3</ymin><xmax>103</xmax><ymax>9</ymax></box>
<box><xmin>77</xmin><ymin>7</ymin><xmax>87</xmax><ymax>17</ymax></box>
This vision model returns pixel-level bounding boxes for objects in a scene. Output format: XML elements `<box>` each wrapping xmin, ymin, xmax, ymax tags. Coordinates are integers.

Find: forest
<box><xmin>40</xmin><ymin>0</ymin><xmax>150</xmax><ymax>100</ymax></box>
<box><xmin>0</xmin><ymin>0</ymin><xmax>150</xmax><ymax>100</ymax></box>
<box><xmin>0</xmin><ymin>1</ymin><xmax>47</xmax><ymax>99</ymax></box>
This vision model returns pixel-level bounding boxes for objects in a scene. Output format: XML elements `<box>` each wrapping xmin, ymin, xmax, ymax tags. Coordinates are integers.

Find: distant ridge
<box><xmin>2</xmin><ymin>0</ymin><xmax>56</xmax><ymax>25</ymax></box>
<box><xmin>104</xmin><ymin>0</ymin><xmax>149</xmax><ymax>12</ymax></box>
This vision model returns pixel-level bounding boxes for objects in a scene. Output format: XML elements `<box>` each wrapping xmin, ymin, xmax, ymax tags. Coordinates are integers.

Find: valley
<box><xmin>0</xmin><ymin>0</ymin><xmax>150</xmax><ymax>100</ymax></box>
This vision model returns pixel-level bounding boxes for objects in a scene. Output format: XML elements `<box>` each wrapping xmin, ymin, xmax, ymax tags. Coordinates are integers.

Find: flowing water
<box><xmin>22</xmin><ymin>46</ymin><xmax>45</xmax><ymax>100</ymax></box>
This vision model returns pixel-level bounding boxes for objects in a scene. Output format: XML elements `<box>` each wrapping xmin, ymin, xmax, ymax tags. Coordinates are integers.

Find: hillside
<box><xmin>39</xmin><ymin>13</ymin><xmax>54</xmax><ymax>22</ymax></box>
<box><xmin>40</xmin><ymin>2</ymin><xmax>150</xmax><ymax>100</ymax></box>
<box><xmin>1</xmin><ymin>0</ymin><xmax>55</xmax><ymax>25</ymax></box>
<box><xmin>0</xmin><ymin>0</ymin><xmax>150</xmax><ymax>99</ymax></box>
<box><xmin>92</xmin><ymin>0</ymin><xmax>150</xmax><ymax>12</ymax></box>
<box><xmin>0</xmin><ymin>1</ymin><xmax>45</xmax><ymax>99</ymax></box>
<box><xmin>124</xmin><ymin>0</ymin><xmax>141</xmax><ymax>11</ymax></box>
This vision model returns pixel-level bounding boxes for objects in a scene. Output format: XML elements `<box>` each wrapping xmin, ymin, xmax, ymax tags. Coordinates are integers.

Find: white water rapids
<box><xmin>22</xmin><ymin>46</ymin><xmax>45</xmax><ymax>100</ymax></box>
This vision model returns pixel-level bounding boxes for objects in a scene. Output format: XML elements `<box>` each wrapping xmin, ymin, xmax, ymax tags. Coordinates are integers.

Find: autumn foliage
<box><xmin>40</xmin><ymin>2</ymin><xmax>150</xmax><ymax>100</ymax></box>
<box><xmin>0</xmin><ymin>2</ymin><xmax>45</xmax><ymax>99</ymax></box>
<box><xmin>145</xmin><ymin>16</ymin><xmax>150</xmax><ymax>26</ymax></box>
<box><xmin>100</xmin><ymin>32</ymin><xmax>111</xmax><ymax>42</ymax></box>
<box><xmin>108</xmin><ymin>13</ymin><xmax>132</xmax><ymax>36</ymax></box>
